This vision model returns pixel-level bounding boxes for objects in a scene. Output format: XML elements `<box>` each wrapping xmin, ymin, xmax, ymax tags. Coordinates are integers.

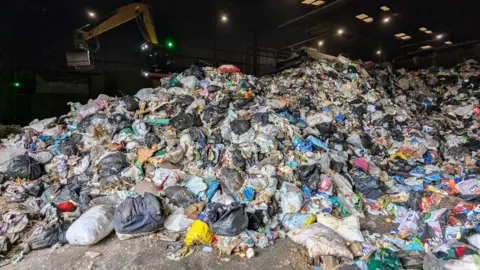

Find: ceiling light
<box><xmin>376</xmin><ymin>50</ymin><xmax>381</xmax><ymax>55</ymax></box>
<box><xmin>356</xmin><ymin>14</ymin><xmax>368</xmax><ymax>20</ymax></box>
<box><xmin>87</xmin><ymin>11</ymin><xmax>96</xmax><ymax>18</ymax></box>
<box><xmin>421</xmin><ymin>45</ymin><xmax>432</xmax><ymax>50</ymax></box>
<box><xmin>337</xmin><ymin>28</ymin><xmax>344</xmax><ymax>35</ymax></box>
<box><xmin>445</xmin><ymin>41</ymin><xmax>453</xmax><ymax>45</ymax></box>
<box><xmin>301</xmin><ymin>0</ymin><xmax>316</xmax><ymax>4</ymax></box>
<box><xmin>380</xmin><ymin>6</ymin><xmax>390</xmax><ymax>11</ymax></box>
<box><xmin>436</xmin><ymin>34</ymin><xmax>444</xmax><ymax>40</ymax></box>
<box><xmin>363</xmin><ymin>17</ymin><xmax>373</xmax><ymax>23</ymax></box>
<box><xmin>311</xmin><ymin>1</ymin><xmax>325</xmax><ymax>6</ymax></box>
<box><xmin>395</xmin><ymin>33</ymin><xmax>406</xmax><ymax>38</ymax></box>
<box><xmin>425</xmin><ymin>30</ymin><xmax>433</xmax><ymax>34</ymax></box>
<box><xmin>419</xmin><ymin>27</ymin><xmax>428</xmax><ymax>32</ymax></box>
<box><xmin>221</xmin><ymin>14</ymin><xmax>228</xmax><ymax>23</ymax></box>
<box><xmin>400</xmin><ymin>35</ymin><xmax>412</xmax><ymax>40</ymax></box>
<box><xmin>318</xmin><ymin>40</ymin><xmax>324</xmax><ymax>46</ymax></box>
<box><xmin>383</xmin><ymin>17</ymin><xmax>391</xmax><ymax>23</ymax></box>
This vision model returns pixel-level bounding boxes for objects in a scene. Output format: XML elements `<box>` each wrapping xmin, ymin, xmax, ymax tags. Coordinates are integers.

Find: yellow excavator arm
<box><xmin>76</xmin><ymin>3</ymin><xmax>158</xmax><ymax>45</ymax></box>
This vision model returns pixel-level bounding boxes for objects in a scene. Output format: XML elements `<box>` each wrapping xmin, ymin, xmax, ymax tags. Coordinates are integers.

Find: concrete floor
<box><xmin>5</xmin><ymin>213</ymin><xmax>397</xmax><ymax>270</ymax></box>
<box><xmin>6</xmin><ymin>234</ymin><xmax>311</xmax><ymax>270</ymax></box>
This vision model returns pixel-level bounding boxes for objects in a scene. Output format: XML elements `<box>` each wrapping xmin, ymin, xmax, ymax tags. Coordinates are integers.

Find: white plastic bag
<box><xmin>28</xmin><ymin>117</ymin><xmax>57</xmax><ymax>132</ymax></box>
<box><xmin>280</xmin><ymin>183</ymin><xmax>303</xmax><ymax>213</ymax></box>
<box><xmin>316</xmin><ymin>213</ymin><xmax>365</xmax><ymax>242</ymax></box>
<box><xmin>66</xmin><ymin>205</ymin><xmax>115</xmax><ymax>245</ymax></box>
<box><xmin>287</xmin><ymin>223</ymin><xmax>353</xmax><ymax>259</ymax></box>
<box><xmin>164</xmin><ymin>214</ymin><xmax>194</xmax><ymax>232</ymax></box>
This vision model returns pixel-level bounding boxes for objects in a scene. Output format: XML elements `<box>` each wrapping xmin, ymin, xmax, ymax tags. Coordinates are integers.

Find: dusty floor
<box><xmin>6</xmin><ymin>234</ymin><xmax>311</xmax><ymax>270</ymax></box>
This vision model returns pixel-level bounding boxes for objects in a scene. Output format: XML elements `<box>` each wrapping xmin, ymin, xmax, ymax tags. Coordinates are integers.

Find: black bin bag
<box><xmin>7</xmin><ymin>155</ymin><xmax>42</xmax><ymax>180</ymax></box>
<box><xmin>211</xmin><ymin>204</ymin><xmax>249</xmax><ymax>236</ymax></box>
<box><xmin>114</xmin><ymin>192</ymin><xmax>165</xmax><ymax>235</ymax></box>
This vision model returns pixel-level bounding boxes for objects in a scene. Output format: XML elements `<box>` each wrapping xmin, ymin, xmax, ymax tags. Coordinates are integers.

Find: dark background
<box><xmin>1</xmin><ymin>0</ymin><xmax>480</xmax><ymax>125</ymax></box>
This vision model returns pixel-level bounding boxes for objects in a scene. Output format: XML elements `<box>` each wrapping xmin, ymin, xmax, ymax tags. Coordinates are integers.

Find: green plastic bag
<box><xmin>368</xmin><ymin>248</ymin><xmax>403</xmax><ymax>270</ymax></box>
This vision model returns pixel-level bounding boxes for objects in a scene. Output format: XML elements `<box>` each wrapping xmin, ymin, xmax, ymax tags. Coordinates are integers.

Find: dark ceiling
<box><xmin>1</xmin><ymin>0</ymin><xmax>479</xmax><ymax>67</ymax></box>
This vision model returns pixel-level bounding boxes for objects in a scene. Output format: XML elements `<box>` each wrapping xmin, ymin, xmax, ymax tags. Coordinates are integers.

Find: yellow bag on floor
<box><xmin>184</xmin><ymin>220</ymin><xmax>213</xmax><ymax>246</ymax></box>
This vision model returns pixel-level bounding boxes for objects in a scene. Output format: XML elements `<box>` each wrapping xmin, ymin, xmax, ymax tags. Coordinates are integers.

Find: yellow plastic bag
<box><xmin>184</xmin><ymin>220</ymin><xmax>213</xmax><ymax>246</ymax></box>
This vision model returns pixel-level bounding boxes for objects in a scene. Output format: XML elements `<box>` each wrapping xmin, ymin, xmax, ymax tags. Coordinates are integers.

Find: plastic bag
<box><xmin>316</xmin><ymin>213</ymin><xmax>365</xmax><ymax>242</ymax></box>
<box><xmin>282</xmin><ymin>213</ymin><xmax>316</xmax><ymax>230</ymax></box>
<box><xmin>0</xmin><ymin>147</ymin><xmax>26</xmax><ymax>172</ymax></box>
<box><xmin>230</xmin><ymin>120</ymin><xmax>251</xmax><ymax>135</ymax></box>
<box><xmin>280</xmin><ymin>183</ymin><xmax>304</xmax><ymax>213</ymax></box>
<box><xmin>352</xmin><ymin>174</ymin><xmax>386</xmax><ymax>199</ymax></box>
<box><xmin>296</xmin><ymin>164</ymin><xmax>323</xmax><ymax>192</ymax></box>
<box><xmin>124</xmin><ymin>96</ymin><xmax>139</xmax><ymax>111</ymax></box>
<box><xmin>398</xmin><ymin>211</ymin><xmax>419</xmax><ymax>233</ymax></box>
<box><xmin>368</xmin><ymin>248</ymin><xmax>403</xmax><ymax>270</ymax></box>
<box><xmin>218</xmin><ymin>64</ymin><xmax>240</xmax><ymax>73</ymax></box>
<box><xmin>164</xmin><ymin>214</ymin><xmax>194</xmax><ymax>232</ymax></box>
<box><xmin>170</xmin><ymin>113</ymin><xmax>195</xmax><ymax>130</ymax></box>
<box><xmin>98</xmin><ymin>152</ymin><xmax>128</xmax><ymax>178</ymax></box>
<box><xmin>114</xmin><ymin>193</ymin><xmax>165</xmax><ymax>235</ymax></box>
<box><xmin>132</xmin><ymin>119</ymin><xmax>150</xmax><ymax>138</ymax></box>
<box><xmin>66</xmin><ymin>204</ymin><xmax>115</xmax><ymax>245</ymax></box>
<box><xmin>7</xmin><ymin>155</ymin><xmax>42</xmax><ymax>180</ymax></box>
<box><xmin>218</xmin><ymin>166</ymin><xmax>245</xmax><ymax>195</ymax></box>
<box><xmin>211</xmin><ymin>204</ymin><xmax>248</xmax><ymax>236</ymax></box>
<box><xmin>287</xmin><ymin>223</ymin><xmax>353</xmax><ymax>259</ymax></box>
<box><xmin>164</xmin><ymin>186</ymin><xmax>196</xmax><ymax>208</ymax></box>
<box><xmin>59</xmin><ymin>140</ymin><xmax>78</xmax><ymax>156</ymax></box>
<box><xmin>183</xmin><ymin>65</ymin><xmax>205</xmax><ymax>80</ymax></box>
<box><xmin>184</xmin><ymin>220</ymin><xmax>213</xmax><ymax>246</ymax></box>
<box><xmin>29</xmin><ymin>221</ymin><xmax>71</xmax><ymax>250</ymax></box>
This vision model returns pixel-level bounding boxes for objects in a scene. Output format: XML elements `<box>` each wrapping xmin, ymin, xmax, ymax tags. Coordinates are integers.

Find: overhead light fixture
<box><xmin>363</xmin><ymin>17</ymin><xmax>373</xmax><ymax>23</ymax></box>
<box><xmin>311</xmin><ymin>1</ymin><xmax>325</xmax><ymax>6</ymax></box>
<box><xmin>376</xmin><ymin>50</ymin><xmax>382</xmax><ymax>55</ymax></box>
<box><xmin>301</xmin><ymin>0</ymin><xmax>316</xmax><ymax>4</ymax></box>
<box><xmin>383</xmin><ymin>17</ymin><xmax>391</xmax><ymax>23</ymax></box>
<box><xmin>425</xmin><ymin>30</ymin><xmax>433</xmax><ymax>34</ymax></box>
<box><xmin>356</xmin><ymin>14</ymin><xmax>369</xmax><ymax>20</ymax></box>
<box><xmin>142</xmin><ymin>71</ymin><xmax>149</xmax><ymax>77</ymax></box>
<box><xmin>445</xmin><ymin>41</ymin><xmax>453</xmax><ymax>45</ymax></box>
<box><xmin>380</xmin><ymin>6</ymin><xmax>390</xmax><ymax>11</ymax></box>
<box><xmin>421</xmin><ymin>45</ymin><xmax>432</xmax><ymax>50</ymax></box>
<box><xmin>436</xmin><ymin>34</ymin><xmax>444</xmax><ymax>40</ymax></box>
<box><xmin>419</xmin><ymin>27</ymin><xmax>428</xmax><ymax>32</ymax></box>
<box><xmin>400</xmin><ymin>35</ymin><xmax>412</xmax><ymax>40</ymax></box>
<box><xmin>87</xmin><ymin>11</ymin><xmax>96</xmax><ymax>18</ymax></box>
<box><xmin>337</xmin><ymin>28</ymin><xmax>344</xmax><ymax>35</ymax></box>
<box><xmin>318</xmin><ymin>40</ymin><xmax>324</xmax><ymax>46</ymax></box>
<box><xmin>395</xmin><ymin>33</ymin><xmax>406</xmax><ymax>38</ymax></box>
<box><xmin>221</xmin><ymin>14</ymin><xmax>228</xmax><ymax>23</ymax></box>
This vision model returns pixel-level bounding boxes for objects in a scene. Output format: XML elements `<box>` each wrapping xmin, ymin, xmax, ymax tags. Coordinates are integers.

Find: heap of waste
<box><xmin>1</xmin><ymin>56</ymin><xmax>480</xmax><ymax>269</ymax></box>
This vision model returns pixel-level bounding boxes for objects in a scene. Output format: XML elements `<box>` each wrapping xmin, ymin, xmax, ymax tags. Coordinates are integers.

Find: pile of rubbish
<box><xmin>1</xmin><ymin>56</ymin><xmax>480</xmax><ymax>269</ymax></box>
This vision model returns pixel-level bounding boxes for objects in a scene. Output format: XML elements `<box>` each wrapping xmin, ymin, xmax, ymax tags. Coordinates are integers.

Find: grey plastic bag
<box><xmin>164</xmin><ymin>186</ymin><xmax>196</xmax><ymax>208</ymax></box>
<box><xmin>7</xmin><ymin>155</ymin><xmax>42</xmax><ymax>180</ymax></box>
<box><xmin>98</xmin><ymin>152</ymin><xmax>128</xmax><ymax>178</ymax></box>
<box><xmin>114</xmin><ymin>193</ymin><xmax>165</xmax><ymax>235</ymax></box>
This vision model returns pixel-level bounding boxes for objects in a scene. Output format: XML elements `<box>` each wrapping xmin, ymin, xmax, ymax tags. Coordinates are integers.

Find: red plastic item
<box><xmin>455</xmin><ymin>246</ymin><xmax>468</xmax><ymax>258</ymax></box>
<box><xmin>57</xmin><ymin>201</ymin><xmax>76</xmax><ymax>212</ymax></box>
<box><xmin>217</xmin><ymin>64</ymin><xmax>240</xmax><ymax>73</ymax></box>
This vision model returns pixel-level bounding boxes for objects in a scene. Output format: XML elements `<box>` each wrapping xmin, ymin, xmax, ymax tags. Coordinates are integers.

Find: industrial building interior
<box><xmin>1</xmin><ymin>0</ymin><xmax>479</xmax><ymax>125</ymax></box>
